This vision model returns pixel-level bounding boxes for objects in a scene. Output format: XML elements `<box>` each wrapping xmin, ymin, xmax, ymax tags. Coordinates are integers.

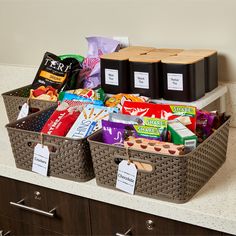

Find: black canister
<box><xmin>161</xmin><ymin>55</ymin><xmax>205</xmax><ymax>102</ymax></box>
<box><xmin>100</xmin><ymin>52</ymin><xmax>139</xmax><ymax>94</ymax></box>
<box><xmin>129</xmin><ymin>53</ymin><xmax>172</xmax><ymax>99</ymax></box>
<box><xmin>179</xmin><ymin>49</ymin><xmax>218</xmax><ymax>92</ymax></box>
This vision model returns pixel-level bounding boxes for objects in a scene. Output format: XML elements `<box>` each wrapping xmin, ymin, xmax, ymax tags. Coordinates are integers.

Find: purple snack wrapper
<box><xmin>79</xmin><ymin>37</ymin><xmax>120</xmax><ymax>89</ymax></box>
<box><xmin>102</xmin><ymin>120</ymin><xmax>133</xmax><ymax>146</ymax></box>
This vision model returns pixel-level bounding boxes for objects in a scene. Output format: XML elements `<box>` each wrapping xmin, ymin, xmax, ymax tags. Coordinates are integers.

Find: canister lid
<box><xmin>178</xmin><ymin>49</ymin><xmax>217</xmax><ymax>57</ymax></box>
<box><xmin>129</xmin><ymin>54</ymin><xmax>166</xmax><ymax>63</ymax></box>
<box><xmin>119</xmin><ymin>46</ymin><xmax>155</xmax><ymax>53</ymax></box>
<box><xmin>100</xmin><ymin>52</ymin><xmax>138</xmax><ymax>60</ymax></box>
<box><xmin>161</xmin><ymin>55</ymin><xmax>204</xmax><ymax>64</ymax></box>
<box><xmin>151</xmin><ymin>48</ymin><xmax>184</xmax><ymax>54</ymax></box>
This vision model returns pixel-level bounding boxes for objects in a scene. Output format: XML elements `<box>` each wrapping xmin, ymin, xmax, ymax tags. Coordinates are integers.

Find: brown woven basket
<box><xmin>6</xmin><ymin>106</ymin><xmax>95</xmax><ymax>182</ymax></box>
<box><xmin>88</xmin><ymin>118</ymin><xmax>230</xmax><ymax>203</ymax></box>
<box><xmin>2</xmin><ymin>85</ymin><xmax>57</xmax><ymax>122</ymax></box>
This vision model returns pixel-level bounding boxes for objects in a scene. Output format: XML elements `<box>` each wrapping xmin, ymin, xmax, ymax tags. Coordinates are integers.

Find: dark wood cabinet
<box><xmin>0</xmin><ymin>214</ymin><xmax>63</xmax><ymax>236</ymax></box>
<box><xmin>0</xmin><ymin>176</ymin><xmax>91</xmax><ymax>235</ymax></box>
<box><xmin>0</xmin><ymin>176</ymin><xmax>234</xmax><ymax>236</ymax></box>
<box><xmin>90</xmin><ymin>200</ymin><xmax>224</xmax><ymax>236</ymax></box>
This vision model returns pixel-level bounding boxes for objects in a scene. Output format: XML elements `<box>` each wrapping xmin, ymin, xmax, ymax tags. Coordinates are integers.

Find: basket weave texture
<box><xmin>6</xmin><ymin>107</ymin><xmax>94</xmax><ymax>182</ymax></box>
<box><xmin>2</xmin><ymin>85</ymin><xmax>57</xmax><ymax>122</ymax></box>
<box><xmin>88</xmin><ymin>118</ymin><xmax>230</xmax><ymax>203</ymax></box>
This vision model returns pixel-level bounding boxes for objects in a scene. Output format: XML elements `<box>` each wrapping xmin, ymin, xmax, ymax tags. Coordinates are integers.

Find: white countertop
<box><xmin>0</xmin><ymin>64</ymin><xmax>236</xmax><ymax>235</ymax></box>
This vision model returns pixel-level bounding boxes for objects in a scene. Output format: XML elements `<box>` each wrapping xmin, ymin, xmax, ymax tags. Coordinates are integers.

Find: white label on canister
<box><xmin>105</xmin><ymin>69</ymin><xmax>119</xmax><ymax>86</ymax></box>
<box><xmin>167</xmin><ymin>73</ymin><xmax>183</xmax><ymax>91</ymax></box>
<box><xmin>134</xmin><ymin>72</ymin><xmax>149</xmax><ymax>89</ymax></box>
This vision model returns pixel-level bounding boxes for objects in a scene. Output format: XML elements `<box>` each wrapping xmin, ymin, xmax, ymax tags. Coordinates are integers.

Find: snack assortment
<box><xmin>15</xmin><ymin>43</ymin><xmax>225</xmax><ymax>157</ymax></box>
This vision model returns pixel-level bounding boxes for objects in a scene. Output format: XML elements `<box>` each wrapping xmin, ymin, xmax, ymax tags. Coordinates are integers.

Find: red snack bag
<box><xmin>122</xmin><ymin>101</ymin><xmax>196</xmax><ymax>132</ymax></box>
<box><xmin>41</xmin><ymin>100</ymin><xmax>84</xmax><ymax>136</ymax></box>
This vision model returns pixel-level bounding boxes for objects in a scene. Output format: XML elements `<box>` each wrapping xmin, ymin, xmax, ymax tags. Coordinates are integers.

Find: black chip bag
<box><xmin>31</xmin><ymin>52</ymin><xmax>72</xmax><ymax>92</ymax></box>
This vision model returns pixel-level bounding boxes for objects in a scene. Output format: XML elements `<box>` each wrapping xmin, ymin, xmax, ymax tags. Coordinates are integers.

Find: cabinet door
<box><xmin>0</xmin><ymin>214</ymin><xmax>63</xmax><ymax>236</ymax></box>
<box><xmin>89</xmin><ymin>200</ymin><xmax>223</xmax><ymax>236</ymax></box>
<box><xmin>0</xmin><ymin>176</ymin><xmax>91</xmax><ymax>235</ymax></box>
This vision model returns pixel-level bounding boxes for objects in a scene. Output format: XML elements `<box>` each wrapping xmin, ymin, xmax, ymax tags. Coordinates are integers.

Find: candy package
<box><xmin>78</xmin><ymin>37</ymin><xmax>120</xmax><ymax>89</ymax></box>
<box><xmin>109</xmin><ymin>113</ymin><xmax>168</xmax><ymax>140</ymax></box>
<box><xmin>41</xmin><ymin>100</ymin><xmax>84</xmax><ymax>136</ymax></box>
<box><xmin>196</xmin><ymin>110</ymin><xmax>218</xmax><ymax>142</ymax></box>
<box><xmin>102</xmin><ymin>120</ymin><xmax>133</xmax><ymax>146</ymax></box>
<box><xmin>122</xmin><ymin>101</ymin><xmax>196</xmax><ymax>132</ymax></box>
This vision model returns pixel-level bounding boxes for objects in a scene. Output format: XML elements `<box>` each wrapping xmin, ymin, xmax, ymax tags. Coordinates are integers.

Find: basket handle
<box><xmin>114</xmin><ymin>156</ymin><xmax>154</xmax><ymax>173</ymax></box>
<box><xmin>26</xmin><ymin>139</ymin><xmax>59</xmax><ymax>155</ymax></box>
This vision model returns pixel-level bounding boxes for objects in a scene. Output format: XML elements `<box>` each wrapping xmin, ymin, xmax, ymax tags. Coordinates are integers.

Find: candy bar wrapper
<box><xmin>78</xmin><ymin>37</ymin><xmax>120</xmax><ymax>89</ymax></box>
<box><xmin>59</xmin><ymin>92</ymin><xmax>104</xmax><ymax>106</ymax></box>
<box><xmin>66</xmin><ymin>105</ymin><xmax>118</xmax><ymax>139</ymax></box>
<box><xmin>124</xmin><ymin>136</ymin><xmax>185</xmax><ymax>156</ymax></box>
<box><xmin>105</xmin><ymin>93</ymin><xmax>149</xmax><ymax>110</ymax></box>
<box><xmin>122</xmin><ymin>101</ymin><xmax>196</xmax><ymax>132</ymax></box>
<box><xmin>196</xmin><ymin>110</ymin><xmax>218</xmax><ymax>142</ymax></box>
<box><xmin>109</xmin><ymin>113</ymin><xmax>168</xmax><ymax>140</ymax></box>
<box><xmin>41</xmin><ymin>100</ymin><xmax>85</xmax><ymax>136</ymax></box>
<box><xmin>102</xmin><ymin>120</ymin><xmax>133</xmax><ymax>146</ymax></box>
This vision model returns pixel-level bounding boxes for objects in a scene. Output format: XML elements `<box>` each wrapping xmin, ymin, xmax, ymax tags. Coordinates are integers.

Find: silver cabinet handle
<box><xmin>116</xmin><ymin>228</ymin><xmax>132</xmax><ymax>236</ymax></box>
<box><xmin>10</xmin><ymin>199</ymin><xmax>56</xmax><ymax>218</ymax></box>
<box><xmin>0</xmin><ymin>230</ymin><xmax>11</xmax><ymax>236</ymax></box>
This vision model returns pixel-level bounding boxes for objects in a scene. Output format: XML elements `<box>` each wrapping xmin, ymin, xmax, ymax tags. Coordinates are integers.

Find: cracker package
<box><xmin>66</xmin><ymin>105</ymin><xmax>118</xmax><ymax>139</ymax></box>
<box><xmin>41</xmin><ymin>100</ymin><xmax>84</xmax><ymax>136</ymax></box>
<box><xmin>122</xmin><ymin>101</ymin><xmax>196</xmax><ymax>132</ymax></box>
<box><xmin>124</xmin><ymin>136</ymin><xmax>185</xmax><ymax>156</ymax></box>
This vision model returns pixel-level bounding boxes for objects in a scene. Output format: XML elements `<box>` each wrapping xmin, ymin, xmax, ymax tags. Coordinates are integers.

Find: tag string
<box><xmin>126</xmin><ymin>147</ymin><xmax>131</xmax><ymax>165</ymax></box>
<box><xmin>40</xmin><ymin>133</ymin><xmax>44</xmax><ymax>148</ymax></box>
<box><xmin>26</xmin><ymin>98</ymin><xmax>30</xmax><ymax>106</ymax></box>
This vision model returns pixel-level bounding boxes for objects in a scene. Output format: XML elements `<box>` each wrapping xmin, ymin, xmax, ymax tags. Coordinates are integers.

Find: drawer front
<box><xmin>0</xmin><ymin>176</ymin><xmax>91</xmax><ymax>235</ymax></box>
<box><xmin>89</xmin><ymin>200</ymin><xmax>223</xmax><ymax>236</ymax></box>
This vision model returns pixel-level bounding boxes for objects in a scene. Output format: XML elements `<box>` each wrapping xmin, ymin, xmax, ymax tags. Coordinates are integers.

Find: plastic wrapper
<box><xmin>41</xmin><ymin>100</ymin><xmax>85</xmax><ymax>136</ymax></box>
<box><xmin>78</xmin><ymin>37</ymin><xmax>120</xmax><ymax>89</ymax></box>
<box><xmin>105</xmin><ymin>93</ymin><xmax>148</xmax><ymax>110</ymax></box>
<box><xmin>60</xmin><ymin>92</ymin><xmax>104</xmax><ymax>106</ymax></box>
<box><xmin>62</xmin><ymin>87</ymin><xmax>105</xmax><ymax>101</ymax></box>
<box><xmin>196</xmin><ymin>110</ymin><xmax>218</xmax><ymax>142</ymax></box>
<box><xmin>122</xmin><ymin>101</ymin><xmax>196</xmax><ymax>132</ymax></box>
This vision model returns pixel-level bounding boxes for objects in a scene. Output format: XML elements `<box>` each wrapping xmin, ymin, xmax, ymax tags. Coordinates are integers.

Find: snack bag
<box><xmin>30</xmin><ymin>52</ymin><xmax>74</xmax><ymax>101</ymax></box>
<box><xmin>122</xmin><ymin>101</ymin><xmax>196</xmax><ymax>132</ymax></box>
<box><xmin>102</xmin><ymin>120</ymin><xmax>133</xmax><ymax>146</ymax></box>
<box><xmin>59</xmin><ymin>92</ymin><xmax>104</xmax><ymax>106</ymax></box>
<box><xmin>105</xmin><ymin>93</ymin><xmax>148</xmax><ymax>110</ymax></box>
<box><xmin>78</xmin><ymin>37</ymin><xmax>120</xmax><ymax>89</ymax></box>
<box><xmin>41</xmin><ymin>100</ymin><xmax>84</xmax><ymax>136</ymax></box>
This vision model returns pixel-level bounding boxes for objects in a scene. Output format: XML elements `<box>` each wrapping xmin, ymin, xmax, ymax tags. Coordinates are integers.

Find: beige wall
<box><xmin>1</xmin><ymin>0</ymin><xmax>236</xmax><ymax>126</ymax></box>
<box><xmin>0</xmin><ymin>0</ymin><xmax>236</xmax><ymax>83</ymax></box>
